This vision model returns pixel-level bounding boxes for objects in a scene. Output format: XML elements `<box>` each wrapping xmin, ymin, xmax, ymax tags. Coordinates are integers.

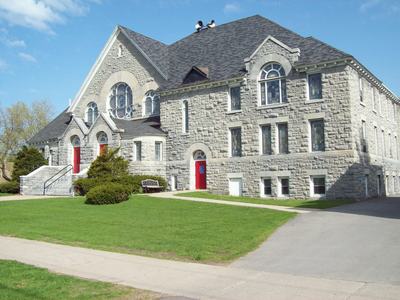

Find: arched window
<box><xmin>182</xmin><ymin>100</ymin><xmax>189</xmax><ymax>133</ymax></box>
<box><xmin>97</xmin><ymin>132</ymin><xmax>108</xmax><ymax>155</ymax></box>
<box><xmin>86</xmin><ymin>102</ymin><xmax>99</xmax><ymax>126</ymax></box>
<box><xmin>143</xmin><ymin>90</ymin><xmax>160</xmax><ymax>116</ymax></box>
<box><xmin>71</xmin><ymin>135</ymin><xmax>80</xmax><ymax>147</ymax></box>
<box><xmin>109</xmin><ymin>82</ymin><xmax>133</xmax><ymax>119</ymax></box>
<box><xmin>259</xmin><ymin>63</ymin><xmax>287</xmax><ymax>105</ymax></box>
<box><xmin>193</xmin><ymin>150</ymin><xmax>206</xmax><ymax>160</ymax></box>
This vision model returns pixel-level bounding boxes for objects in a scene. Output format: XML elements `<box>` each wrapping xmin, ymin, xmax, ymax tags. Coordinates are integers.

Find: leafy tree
<box><xmin>0</xmin><ymin>100</ymin><xmax>52</xmax><ymax>180</ymax></box>
<box><xmin>12</xmin><ymin>146</ymin><xmax>47</xmax><ymax>182</ymax></box>
<box><xmin>87</xmin><ymin>147</ymin><xmax>129</xmax><ymax>179</ymax></box>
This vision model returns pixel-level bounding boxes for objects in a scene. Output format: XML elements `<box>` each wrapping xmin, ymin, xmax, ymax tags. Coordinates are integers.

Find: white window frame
<box><xmin>278</xmin><ymin>177</ymin><xmax>289</xmax><ymax>197</ymax></box>
<box><xmin>108</xmin><ymin>82</ymin><xmax>134</xmax><ymax>120</ymax></box>
<box><xmin>374</xmin><ymin>126</ymin><xmax>379</xmax><ymax>155</ymax></box>
<box><xmin>309</xmin><ymin>119</ymin><xmax>325</xmax><ymax>152</ymax></box>
<box><xmin>229</xmin><ymin>127</ymin><xmax>242</xmax><ymax>157</ymax></box>
<box><xmin>259</xmin><ymin>124</ymin><xmax>272</xmax><ymax>155</ymax></box>
<box><xmin>134</xmin><ymin>141</ymin><xmax>142</xmax><ymax>161</ymax></box>
<box><xmin>228</xmin><ymin>85</ymin><xmax>241</xmax><ymax>112</ymax></box>
<box><xmin>307</xmin><ymin>72</ymin><xmax>323</xmax><ymax>101</ymax></box>
<box><xmin>372</xmin><ymin>88</ymin><xmax>377</xmax><ymax>112</ymax></box>
<box><xmin>260</xmin><ymin>177</ymin><xmax>272</xmax><ymax>198</ymax></box>
<box><xmin>155</xmin><ymin>141</ymin><xmax>162</xmax><ymax>161</ymax></box>
<box><xmin>310</xmin><ymin>175</ymin><xmax>326</xmax><ymax>198</ymax></box>
<box><xmin>276</xmin><ymin>122</ymin><xmax>288</xmax><ymax>154</ymax></box>
<box><xmin>382</xmin><ymin>129</ymin><xmax>385</xmax><ymax>157</ymax></box>
<box><xmin>258</xmin><ymin>63</ymin><xmax>287</xmax><ymax>106</ymax></box>
<box><xmin>85</xmin><ymin>102</ymin><xmax>99</xmax><ymax>126</ymax></box>
<box><xmin>182</xmin><ymin>100</ymin><xmax>189</xmax><ymax>134</ymax></box>
<box><xmin>359</xmin><ymin>76</ymin><xmax>364</xmax><ymax>103</ymax></box>
<box><xmin>142</xmin><ymin>90</ymin><xmax>160</xmax><ymax>117</ymax></box>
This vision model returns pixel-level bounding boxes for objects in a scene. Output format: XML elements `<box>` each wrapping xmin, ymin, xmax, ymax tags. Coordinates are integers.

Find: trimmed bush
<box><xmin>0</xmin><ymin>181</ymin><xmax>20</xmax><ymax>194</ymax></box>
<box><xmin>74</xmin><ymin>175</ymin><xmax>167</xmax><ymax>196</ymax></box>
<box><xmin>87</xmin><ymin>148</ymin><xmax>129</xmax><ymax>179</ymax></box>
<box><xmin>85</xmin><ymin>183</ymin><xmax>131</xmax><ymax>205</ymax></box>
<box><xmin>12</xmin><ymin>146</ymin><xmax>47</xmax><ymax>182</ymax></box>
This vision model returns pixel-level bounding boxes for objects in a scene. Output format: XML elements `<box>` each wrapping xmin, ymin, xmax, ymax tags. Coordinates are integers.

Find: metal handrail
<box><xmin>43</xmin><ymin>164</ymin><xmax>73</xmax><ymax>195</ymax></box>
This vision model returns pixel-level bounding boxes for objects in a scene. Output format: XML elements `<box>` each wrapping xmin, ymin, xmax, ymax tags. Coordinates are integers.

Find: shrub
<box><xmin>12</xmin><ymin>146</ymin><xmax>47</xmax><ymax>182</ymax></box>
<box><xmin>85</xmin><ymin>183</ymin><xmax>131</xmax><ymax>205</ymax></box>
<box><xmin>0</xmin><ymin>181</ymin><xmax>20</xmax><ymax>194</ymax></box>
<box><xmin>87</xmin><ymin>148</ymin><xmax>129</xmax><ymax>179</ymax></box>
<box><xmin>74</xmin><ymin>177</ymin><xmax>104</xmax><ymax>196</ymax></box>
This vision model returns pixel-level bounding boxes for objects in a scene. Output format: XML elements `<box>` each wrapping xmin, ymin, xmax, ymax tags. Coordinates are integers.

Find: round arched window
<box><xmin>193</xmin><ymin>150</ymin><xmax>206</xmax><ymax>160</ymax></box>
<box><xmin>86</xmin><ymin>102</ymin><xmax>99</xmax><ymax>126</ymax></box>
<box><xmin>109</xmin><ymin>82</ymin><xmax>133</xmax><ymax>119</ymax></box>
<box><xmin>71</xmin><ymin>135</ymin><xmax>80</xmax><ymax>147</ymax></box>
<box><xmin>97</xmin><ymin>132</ymin><xmax>108</xmax><ymax>145</ymax></box>
<box><xmin>143</xmin><ymin>90</ymin><xmax>160</xmax><ymax>116</ymax></box>
<box><xmin>259</xmin><ymin>63</ymin><xmax>287</xmax><ymax>105</ymax></box>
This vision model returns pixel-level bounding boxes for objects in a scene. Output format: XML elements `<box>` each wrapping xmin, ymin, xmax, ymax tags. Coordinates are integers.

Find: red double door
<box><xmin>195</xmin><ymin>161</ymin><xmax>207</xmax><ymax>189</ymax></box>
<box><xmin>73</xmin><ymin>146</ymin><xmax>81</xmax><ymax>174</ymax></box>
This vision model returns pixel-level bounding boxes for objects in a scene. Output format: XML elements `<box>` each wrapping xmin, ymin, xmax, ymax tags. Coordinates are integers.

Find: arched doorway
<box><xmin>71</xmin><ymin>136</ymin><xmax>81</xmax><ymax>174</ymax></box>
<box><xmin>97</xmin><ymin>132</ymin><xmax>108</xmax><ymax>155</ymax></box>
<box><xmin>193</xmin><ymin>150</ymin><xmax>207</xmax><ymax>189</ymax></box>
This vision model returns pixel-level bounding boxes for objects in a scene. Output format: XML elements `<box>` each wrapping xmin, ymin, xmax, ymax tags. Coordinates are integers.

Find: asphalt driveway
<box><xmin>232</xmin><ymin>197</ymin><xmax>400</xmax><ymax>285</ymax></box>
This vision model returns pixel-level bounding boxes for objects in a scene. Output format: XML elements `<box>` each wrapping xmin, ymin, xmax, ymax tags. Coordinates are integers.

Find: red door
<box><xmin>73</xmin><ymin>146</ymin><xmax>81</xmax><ymax>174</ymax></box>
<box><xmin>195</xmin><ymin>161</ymin><xmax>207</xmax><ymax>189</ymax></box>
<box><xmin>99</xmin><ymin>144</ymin><xmax>107</xmax><ymax>155</ymax></box>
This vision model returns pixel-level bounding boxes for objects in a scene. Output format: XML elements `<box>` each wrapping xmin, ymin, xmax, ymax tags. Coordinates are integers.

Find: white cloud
<box><xmin>18</xmin><ymin>52</ymin><xmax>37</xmax><ymax>63</ymax></box>
<box><xmin>224</xmin><ymin>2</ymin><xmax>241</xmax><ymax>14</ymax></box>
<box><xmin>0</xmin><ymin>0</ymin><xmax>100</xmax><ymax>34</ymax></box>
<box><xmin>0</xmin><ymin>29</ymin><xmax>26</xmax><ymax>47</ymax></box>
<box><xmin>360</xmin><ymin>0</ymin><xmax>400</xmax><ymax>15</ymax></box>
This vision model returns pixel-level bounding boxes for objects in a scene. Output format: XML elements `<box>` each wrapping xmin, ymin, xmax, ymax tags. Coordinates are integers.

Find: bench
<box><xmin>141</xmin><ymin>179</ymin><xmax>162</xmax><ymax>193</ymax></box>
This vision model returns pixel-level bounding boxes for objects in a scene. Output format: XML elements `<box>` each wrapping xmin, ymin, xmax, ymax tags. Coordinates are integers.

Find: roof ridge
<box><xmin>119</xmin><ymin>25</ymin><xmax>168</xmax><ymax>47</ymax></box>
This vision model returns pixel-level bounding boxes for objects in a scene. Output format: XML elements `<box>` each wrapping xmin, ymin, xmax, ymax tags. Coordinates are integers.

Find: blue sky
<box><xmin>0</xmin><ymin>0</ymin><xmax>399</xmax><ymax>116</ymax></box>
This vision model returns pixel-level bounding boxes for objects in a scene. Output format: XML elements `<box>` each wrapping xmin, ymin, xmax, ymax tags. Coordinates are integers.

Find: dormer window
<box><xmin>109</xmin><ymin>82</ymin><xmax>134</xmax><ymax>119</ymax></box>
<box><xmin>86</xmin><ymin>102</ymin><xmax>99</xmax><ymax>126</ymax></box>
<box><xmin>143</xmin><ymin>90</ymin><xmax>160</xmax><ymax>116</ymax></box>
<box><xmin>259</xmin><ymin>63</ymin><xmax>287</xmax><ymax>105</ymax></box>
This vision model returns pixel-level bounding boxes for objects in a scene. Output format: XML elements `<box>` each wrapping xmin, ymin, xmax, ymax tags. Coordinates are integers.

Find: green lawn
<box><xmin>0</xmin><ymin>260</ymin><xmax>150</xmax><ymax>300</ymax></box>
<box><xmin>176</xmin><ymin>191</ymin><xmax>354</xmax><ymax>209</ymax></box>
<box><xmin>0</xmin><ymin>193</ymin><xmax>12</xmax><ymax>197</ymax></box>
<box><xmin>0</xmin><ymin>196</ymin><xmax>295</xmax><ymax>263</ymax></box>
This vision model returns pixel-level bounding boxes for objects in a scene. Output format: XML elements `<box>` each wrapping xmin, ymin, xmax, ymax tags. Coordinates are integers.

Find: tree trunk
<box><xmin>1</xmin><ymin>159</ymin><xmax>12</xmax><ymax>181</ymax></box>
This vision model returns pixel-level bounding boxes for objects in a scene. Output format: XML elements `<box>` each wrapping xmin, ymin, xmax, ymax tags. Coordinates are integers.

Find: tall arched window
<box><xmin>143</xmin><ymin>90</ymin><xmax>160</xmax><ymax>116</ymax></box>
<box><xmin>97</xmin><ymin>131</ymin><xmax>108</xmax><ymax>155</ymax></box>
<box><xmin>182</xmin><ymin>100</ymin><xmax>189</xmax><ymax>133</ymax></box>
<box><xmin>109</xmin><ymin>82</ymin><xmax>133</xmax><ymax>119</ymax></box>
<box><xmin>259</xmin><ymin>63</ymin><xmax>287</xmax><ymax>105</ymax></box>
<box><xmin>86</xmin><ymin>102</ymin><xmax>99</xmax><ymax>126</ymax></box>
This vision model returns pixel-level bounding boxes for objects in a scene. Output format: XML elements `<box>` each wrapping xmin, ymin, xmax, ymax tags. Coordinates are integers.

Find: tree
<box><xmin>0</xmin><ymin>100</ymin><xmax>53</xmax><ymax>181</ymax></box>
<box><xmin>12</xmin><ymin>146</ymin><xmax>47</xmax><ymax>182</ymax></box>
<box><xmin>87</xmin><ymin>147</ymin><xmax>129</xmax><ymax>179</ymax></box>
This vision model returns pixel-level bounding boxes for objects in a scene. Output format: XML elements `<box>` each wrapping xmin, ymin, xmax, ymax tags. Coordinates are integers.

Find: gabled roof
<box><xmin>29</xmin><ymin>109</ymin><xmax>71</xmax><ymax>144</ymax></box>
<box><xmin>120</xmin><ymin>15</ymin><xmax>351</xmax><ymax>90</ymax></box>
<box><xmin>112</xmin><ymin>116</ymin><xmax>166</xmax><ymax>139</ymax></box>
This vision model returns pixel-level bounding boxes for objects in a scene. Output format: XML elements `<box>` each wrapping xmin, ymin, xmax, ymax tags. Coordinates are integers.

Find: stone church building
<box><xmin>24</xmin><ymin>15</ymin><xmax>399</xmax><ymax>199</ymax></box>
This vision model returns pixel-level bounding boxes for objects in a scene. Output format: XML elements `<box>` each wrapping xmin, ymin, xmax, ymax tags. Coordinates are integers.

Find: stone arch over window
<box><xmin>86</xmin><ymin>102</ymin><xmax>99</xmax><ymax>126</ymax></box>
<box><xmin>97</xmin><ymin>131</ymin><xmax>108</xmax><ymax>145</ymax></box>
<box><xmin>259</xmin><ymin>62</ymin><xmax>287</xmax><ymax>105</ymax></box>
<box><xmin>109</xmin><ymin>82</ymin><xmax>134</xmax><ymax>119</ymax></box>
<box><xmin>71</xmin><ymin>135</ymin><xmax>81</xmax><ymax>147</ymax></box>
<box><xmin>143</xmin><ymin>90</ymin><xmax>160</xmax><ymax>116</ymax></box>
<box><xmin>193</xmin><ymin>150</ymin><xmax>206</xmax><ymax>160</ymax></box>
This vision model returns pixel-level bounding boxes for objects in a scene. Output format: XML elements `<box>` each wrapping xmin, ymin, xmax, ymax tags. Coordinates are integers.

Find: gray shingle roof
<box><xmin>122</xmin><ymin>15</ymin><xmax>350</xmax><ymax>90</ymax></box>
<box><xmin>112</xmin><ymin>116</ymin><xmax>166</xmax><ymax>139</ymax></box>
<box><xmin>29</xmin><ymin>109</ymin><xmax>71</xmax><ymax>144</ymax></box>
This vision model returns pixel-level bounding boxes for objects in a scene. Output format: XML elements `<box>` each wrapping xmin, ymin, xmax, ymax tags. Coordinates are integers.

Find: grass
<box><xmin>0</xmin><ymin>260</ymin><xmax>155</xmax><ymax>300</ymax></box>
<box><xmin>176</xmin><ymin>191</ymin><xmax>355</xmax><ymax>209</ymax></box>
<box><xmin>0</xmin><ymin>193</ymin><xmax>12</xmax><ymax>197</ymax></box>
<box><xmin>0</xmin><ymin>196</ymin><xmax>295</xmax><ymax>263</ymax></box>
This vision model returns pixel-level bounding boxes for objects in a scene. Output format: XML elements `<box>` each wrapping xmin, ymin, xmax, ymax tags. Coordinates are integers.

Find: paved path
<box><xmin>149</xmin><ymin>191</ymin><xmax>311</xmax><ymax>214</ymax></box>
<box><xmin>0</xmin><ymin>194</ymin><xmax>66</xmax><ymax>202</ymax></box>
<box><xmin>232</xmin><ymin>198</ymin><xmax>400</xmax><ymax>285</ymax></box>
<box><xmin>1</xmin><ymin>236</ymin><xmax>399</xmax><ymax>300</ymax></box>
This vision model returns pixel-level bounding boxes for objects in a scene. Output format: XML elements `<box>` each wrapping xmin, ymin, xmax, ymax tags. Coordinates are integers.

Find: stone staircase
<box><xmin>20</xmin><ymin>165</ymin><xmax>74</xmax><ymax>196</ymax></box>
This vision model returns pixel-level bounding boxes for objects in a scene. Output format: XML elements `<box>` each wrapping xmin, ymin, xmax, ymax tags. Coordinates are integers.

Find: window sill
<box><xmin>226</xmin><ymin>110</ymin><xmax>242</xmax><ymax>115</ymax></box>
<box><xmin>305</xmin><ymin>99</ymin><xmax>324</xmax><ymax>104</ymax></box>
<box><xmin>257</xmin><ymin>103</ymin><xmax>289</xmax><ymax>110</ymax></box>
<box><xmin>360</xmin><ymin>102</ymin><xmax>366</xmax><ymax>107</ymax></box>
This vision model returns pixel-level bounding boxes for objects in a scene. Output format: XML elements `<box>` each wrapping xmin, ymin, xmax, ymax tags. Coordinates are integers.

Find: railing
<box><xmin>43</xmin><ymin>164</ymin><xmax>73</xmax><ymax>195</ymax></box>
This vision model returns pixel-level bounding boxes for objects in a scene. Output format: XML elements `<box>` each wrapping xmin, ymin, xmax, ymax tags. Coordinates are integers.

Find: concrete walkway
<box><xmin>0</xmin><ymin>236</ymin><xmax>399</xmax><ymax>300</ymax></box>
<box><xmin>149</xmin><ymin>191</ymin><xmax>311</xmax><ymax>214</ymax></box>
<box><xmin>0</xmin><ymin>194</ymin><xmax>67</xmax><ymax>202</ymax></box>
